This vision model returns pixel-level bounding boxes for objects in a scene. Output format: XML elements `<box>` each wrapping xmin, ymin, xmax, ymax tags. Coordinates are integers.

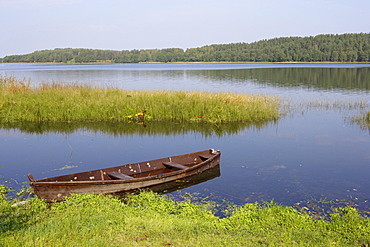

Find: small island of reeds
<box><xmin>0</xmin><ymin>76</ymin><xmax>280</xmax><ymax>124</ymax></box>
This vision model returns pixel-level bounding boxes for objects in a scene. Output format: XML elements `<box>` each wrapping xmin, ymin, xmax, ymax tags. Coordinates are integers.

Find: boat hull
<box><xmin>29</xmin><ymin>149</ymin><xmax>221</xmax><ymax>202</ymax></box>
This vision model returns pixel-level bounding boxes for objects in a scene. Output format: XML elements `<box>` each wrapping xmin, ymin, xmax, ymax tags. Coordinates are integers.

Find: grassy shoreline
<box><xmin>1</xmin><ymin>190</ymin><xmax>370</xmax><ymax>246</ymax></box>
<box><xmin>2</xmin><ymin>61</ymin><xmax>370</xmax><ymax>64</ymax></box>
<box><xmin>0</xmin><ymin>76</ymin><xmax>280</xmax><ymax>124</ymax></box>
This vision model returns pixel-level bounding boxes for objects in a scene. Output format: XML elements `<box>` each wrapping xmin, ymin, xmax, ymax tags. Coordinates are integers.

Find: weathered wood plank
<box><xmin>27</xmin><ymin>173</ymin><xmax>35</xmax><ymax>182</ymax></box>
<box><xmin>107</xmin><ymin>171</ymin><xmax>133</xmax><ymax>180</ymax></box>
<box><xmin>199</xmin><ymin>154</ymin><xmax>213</xmax><ymax>160</ymax></box>
<box><xmin>163</xmin><ymin>162</ymin><xmax>188</xmax><ymax>170</ymax></box>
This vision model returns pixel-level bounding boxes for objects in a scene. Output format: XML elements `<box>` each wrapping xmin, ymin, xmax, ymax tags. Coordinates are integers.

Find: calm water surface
<box><xmin>1</xmin><ymin>63</ymin><xmax>369</xmax><ymax>212</ymax></box>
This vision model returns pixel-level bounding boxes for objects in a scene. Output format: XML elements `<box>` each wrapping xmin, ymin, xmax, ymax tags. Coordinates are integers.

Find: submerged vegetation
<box><xmin>1</xmin><ymin>33</ymin><xmax>369</xmax><ymax>63</ymax></box>
<box><xmin>1</xmin><ymin>190</ymin><xmax>370</xmax><ymax>246</ymax></box>
<box><xmin>351</xmin><ymin>111</ymin><xmax>370</xmax><ymax>131</ymax></box>
<box><xmin>0</xmin><ymin>76</ymin><xmax>280</xmax><ymax>124</ymax></box>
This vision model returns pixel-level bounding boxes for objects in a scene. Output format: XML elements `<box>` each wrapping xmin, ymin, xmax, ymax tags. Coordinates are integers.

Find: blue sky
<box><xmin>1</xmin><ymin>0</ymin><xmax>369</xmax><ymax>58</ymax></box>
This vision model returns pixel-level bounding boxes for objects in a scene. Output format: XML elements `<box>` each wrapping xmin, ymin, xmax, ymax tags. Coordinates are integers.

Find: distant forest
<box><xmin>2</xmin><ymin>33</ymin><xmax>370</xmax><ymax>63</ymax></box>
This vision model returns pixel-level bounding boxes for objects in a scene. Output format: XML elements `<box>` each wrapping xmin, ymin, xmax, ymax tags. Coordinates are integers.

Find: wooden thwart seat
<box><xmin>163</xmin><ymin>162</ymin><xmax>188</xmax><ymax>170</ymax></box>
<box><xmin>107</xmin><ymin>171</ymin><xmax>133</xmax><ymax>180</ymax></box>
<box><xmin>199</xmin><ymin>154</ymin><xmax>213</xmax><ymax>160</ymax></box>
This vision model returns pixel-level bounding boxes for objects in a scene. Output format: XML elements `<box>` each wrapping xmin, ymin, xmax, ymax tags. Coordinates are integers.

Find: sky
<box><xmin>0</xmin><ymin>0</ymin><xmax>369</xmax><ymax>58</ymax></box>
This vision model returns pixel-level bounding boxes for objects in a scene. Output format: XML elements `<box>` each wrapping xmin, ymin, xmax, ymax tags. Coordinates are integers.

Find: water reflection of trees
<box><xmin>190</xmin><ymin>67</ymin><xmax>370</xmax><ymax>91</ymax></box>
<box><xmin>0</xmin><ymin>120</ymin><xmax>277</xmax><ymax>136</ymax></box>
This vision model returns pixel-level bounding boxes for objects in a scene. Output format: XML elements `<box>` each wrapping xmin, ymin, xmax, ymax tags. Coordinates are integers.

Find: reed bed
<box><xmin>351</xmin><ymin>111</ymin><xmax>370</xmax><ymax>130</ymax></box>
<box><xmin>0</xmin><ymin>76</ymin><xmax>280</xmax><ymax>123</ymax></box>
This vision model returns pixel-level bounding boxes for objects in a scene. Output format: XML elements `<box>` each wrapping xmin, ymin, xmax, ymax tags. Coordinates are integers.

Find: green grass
<box><xmin>0</xmin><ymin>76</ymin><xmax>280</xmax><ymax>124</ymax></box>
<box><xmin>1</xmin><ymin>189</ymin><xmax>370</xmax><ymax>246</ymax></box>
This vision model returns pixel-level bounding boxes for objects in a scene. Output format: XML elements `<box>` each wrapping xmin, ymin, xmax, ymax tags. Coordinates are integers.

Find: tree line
<box><xmin>2</xmin><ymin>33</ymin><xmax>369</xmax><ymax>63</ymax></box>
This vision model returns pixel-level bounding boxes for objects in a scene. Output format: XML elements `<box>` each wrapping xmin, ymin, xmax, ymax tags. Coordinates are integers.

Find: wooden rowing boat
<box><xmin>27</xmin><ymin>149</ymin><xmax>221</xmax><ymax>202</ymax></box>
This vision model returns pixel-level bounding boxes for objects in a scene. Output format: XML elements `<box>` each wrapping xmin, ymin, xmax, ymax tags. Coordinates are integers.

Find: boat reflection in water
<box><xmin>132</xmin><ymin>164</ymin><xmax>221</xmax><ymax>196</ymax></box>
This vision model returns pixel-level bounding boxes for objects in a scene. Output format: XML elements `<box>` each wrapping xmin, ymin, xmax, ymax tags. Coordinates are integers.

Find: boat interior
<box><xmin>31</xmin><ymin>150</ymin><xmax>216</xmax><ymax>182</ymax></box>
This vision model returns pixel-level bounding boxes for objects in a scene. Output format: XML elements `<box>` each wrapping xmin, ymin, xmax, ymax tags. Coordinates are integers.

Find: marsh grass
<box><xmin>350</xmin><ymin>111</ymin><xmax>370</xmax><ymax>131</ymax></box>
<box><xmin>303</xmin><ymin>99</ymin><xmax>369</xmax><ymax>112</ymax></box>
<box><xmin>1</xmin><ymin>191</ymin><xmax>370</xmax><ymax>246</ymax></box>
<box><xmin>0</xmin><ymin>76</ymin><xmax>280</xmax><ymax>124</ymax></box>
<box><xmin>282</xmin><ymin>99</ymin><xmax>369</xmax><ymax>116</ymax></box>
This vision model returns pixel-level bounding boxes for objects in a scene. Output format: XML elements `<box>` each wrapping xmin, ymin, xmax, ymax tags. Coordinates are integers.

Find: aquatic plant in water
<box><xmin>0</xmin><ymin>76</ymin><xmax>280</xmax><ymax>124</ymax></box>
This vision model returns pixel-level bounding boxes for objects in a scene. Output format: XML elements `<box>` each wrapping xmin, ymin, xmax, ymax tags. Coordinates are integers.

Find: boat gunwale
<box><xmin>29</xmin><ymin>150</ymin><xmax>220</xmax><ymax>186</ymax></box>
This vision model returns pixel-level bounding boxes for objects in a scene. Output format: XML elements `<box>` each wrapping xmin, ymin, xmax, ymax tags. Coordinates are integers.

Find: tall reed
<box><xmin>0</xmin><ymin>76</ymin><xmax>280</xmax><ymax>123</ymax></box>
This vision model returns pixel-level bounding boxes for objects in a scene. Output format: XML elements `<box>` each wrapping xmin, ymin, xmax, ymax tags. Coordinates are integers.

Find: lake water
<box><xmin>1</xmin><ymin>63</ymin><xmax>370</xmax><ymax>214</ymax></box>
